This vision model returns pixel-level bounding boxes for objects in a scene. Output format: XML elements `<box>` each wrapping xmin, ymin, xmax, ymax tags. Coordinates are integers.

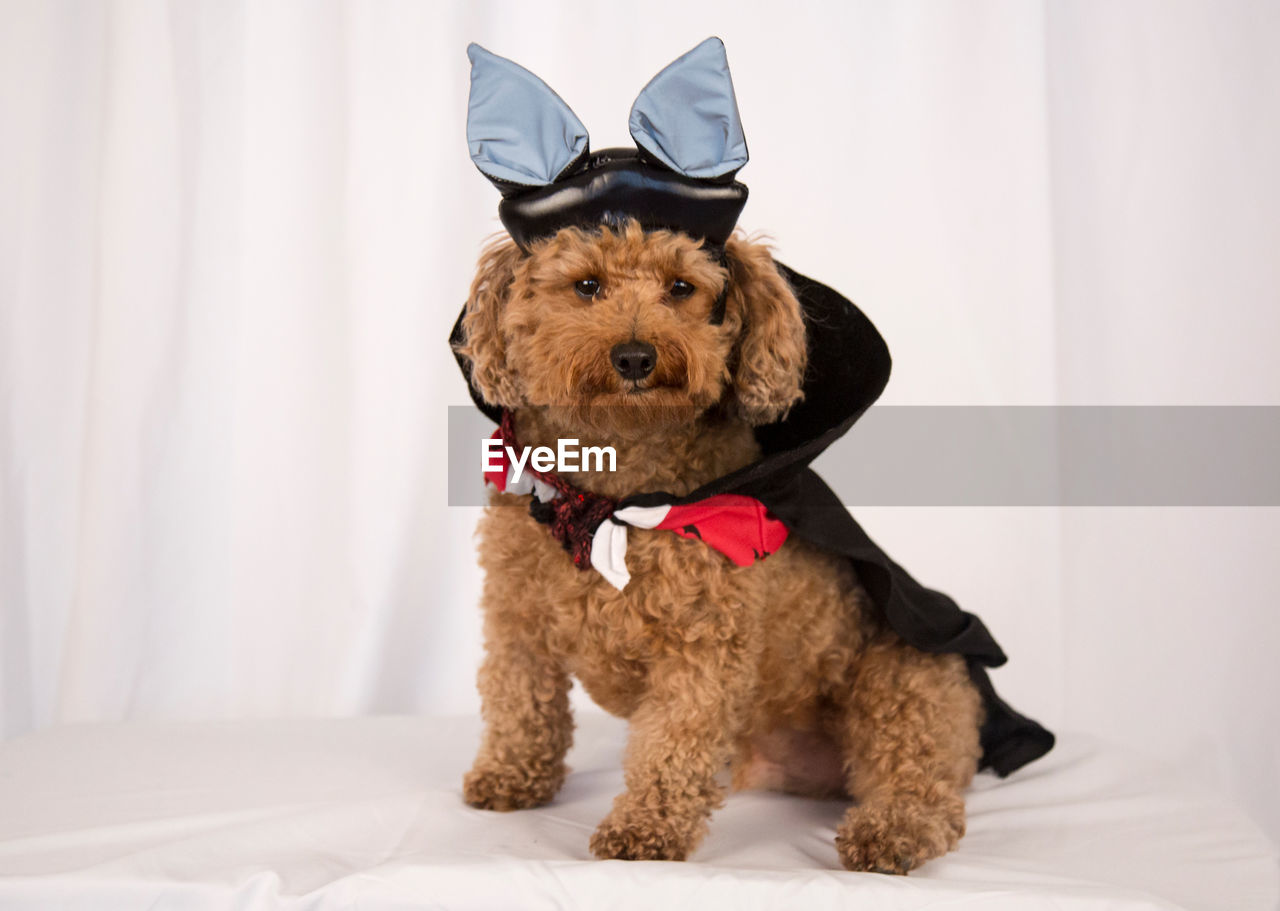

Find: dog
<box><xmin>453</xmin><ymin>218</ymin><xmax>984</xmax><ymax>873</ymax></box>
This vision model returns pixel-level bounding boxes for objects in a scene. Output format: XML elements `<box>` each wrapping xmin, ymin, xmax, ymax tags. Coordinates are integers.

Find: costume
<box><xmin>455</xmin><ymin>38</ymin><xmax>1054</xmax><ymax>777</ymax></box>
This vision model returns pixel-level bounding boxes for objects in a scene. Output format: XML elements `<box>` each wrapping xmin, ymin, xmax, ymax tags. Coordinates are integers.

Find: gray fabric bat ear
<box><xmin>628</xmin><ymin>37</ymin><xmax>749</xmax><ymax>180</ymax></box>
<box><xmin>466</xmin><ymin>44</ymin><xmax>590</xmax><ymax>188</ymax></box>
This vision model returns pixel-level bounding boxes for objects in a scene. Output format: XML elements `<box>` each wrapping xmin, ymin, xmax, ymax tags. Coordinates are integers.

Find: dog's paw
<box><xmin>462</xmin><ymin>763</ymin><xmax>563</xmax><ymax>811</ymax></box>
<box><xmin>589</xmin><ymin>801</ymin><xmax>702</xmax><ymax>861</ymax></box>
<box><xmin>835</xmin><ymin>799</ymin><xmax>964</xmax><ymax>874</ymax></box>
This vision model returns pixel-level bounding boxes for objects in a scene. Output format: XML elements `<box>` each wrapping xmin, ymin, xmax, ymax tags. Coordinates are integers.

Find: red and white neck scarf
<box><xmin>484</xmin><ymin>412</ymin><xmax>789</xmax><ymax>590</ymax></box>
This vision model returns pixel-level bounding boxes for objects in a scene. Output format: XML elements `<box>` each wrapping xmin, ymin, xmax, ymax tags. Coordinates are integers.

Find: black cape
<box><xmin>451</xmin><ymin>262</ymin><xmax>1055</xmax><ymax>776</ymax></box>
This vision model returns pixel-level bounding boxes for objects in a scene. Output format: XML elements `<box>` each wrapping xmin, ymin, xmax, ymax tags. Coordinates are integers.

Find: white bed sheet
<box><xmin>0</xmin><ymin>715</ymin><xmax>1274</xmax><ymax>911</ymax></box>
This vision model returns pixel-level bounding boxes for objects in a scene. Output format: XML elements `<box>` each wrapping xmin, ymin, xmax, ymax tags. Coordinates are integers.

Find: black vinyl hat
<box><xmin>496</xmin><ymin>147</ymin><xmax>748</xmax><ymax>253</ymax></box>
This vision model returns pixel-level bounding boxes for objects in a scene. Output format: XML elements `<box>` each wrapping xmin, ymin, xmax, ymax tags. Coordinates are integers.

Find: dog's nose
<box><xmin>610</xmin><ymin>341</ymin><xmax>657</xmax><ymax>381</ymax></box>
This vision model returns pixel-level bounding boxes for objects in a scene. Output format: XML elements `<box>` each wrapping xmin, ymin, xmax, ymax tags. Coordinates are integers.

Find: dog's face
<box><xmin>457</xmin><ymin>219</ymin><xmax>807</xmax><ymax>438</ymax></box>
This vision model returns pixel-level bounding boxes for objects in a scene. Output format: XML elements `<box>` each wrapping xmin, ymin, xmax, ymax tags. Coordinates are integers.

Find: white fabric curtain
<box><xmin>2</xmin><ymin>0</ymin><xmax>1277</xmax><ymax>845</ymax></box>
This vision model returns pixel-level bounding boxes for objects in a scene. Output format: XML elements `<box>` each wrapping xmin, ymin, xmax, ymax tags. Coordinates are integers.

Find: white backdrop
<box><xmin>2</xmin><ymin>0</ymin><xmax>1277</xmax><ymax>846</ymax></box>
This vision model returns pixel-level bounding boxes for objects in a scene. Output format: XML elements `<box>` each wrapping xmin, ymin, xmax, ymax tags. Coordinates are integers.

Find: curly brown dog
<box><xmin>454</xmin><ymin>219</ymin><xmax>983</xmax><ymax>873</ymax></box>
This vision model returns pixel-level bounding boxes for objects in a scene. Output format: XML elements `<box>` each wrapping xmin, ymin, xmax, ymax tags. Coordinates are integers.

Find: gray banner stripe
<box><xmin>449</xmin><ymin>406</ymin><xmax>1280</xmax><ymax>507</ymax></box>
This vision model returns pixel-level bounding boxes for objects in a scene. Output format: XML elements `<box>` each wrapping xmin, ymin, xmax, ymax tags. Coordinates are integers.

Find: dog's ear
<box><xmin>455</xmin><ymin>237</ymin><xmax>526</xmax><ymax>409</ymax></box>
<box><xmin>724</xmin><ymin>237</ymin><xmax>807</xmax><ymax>424</ymax></box>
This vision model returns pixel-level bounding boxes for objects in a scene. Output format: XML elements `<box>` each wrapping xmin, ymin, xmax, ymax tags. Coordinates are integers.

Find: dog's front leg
<box><xmin>462</xmin><ymin>594</ymin><xmax>573</xmax><ymax>811</ymax></box>
<box><xmin>589</xmin><ymin>644</ymin><xmax>751</xmax><ymax>861</ymax></box>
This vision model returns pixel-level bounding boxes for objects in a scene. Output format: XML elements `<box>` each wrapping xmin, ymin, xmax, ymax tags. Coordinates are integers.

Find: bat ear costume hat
<box><xmin>465</xmin><ymin>38</ymin><xmax>749</xmax><ymax>252</ymax></box>
<box><xmin>451</xmin><ymin>39</ymin><xmax>1055</xmax><ymax>777</ymax></box>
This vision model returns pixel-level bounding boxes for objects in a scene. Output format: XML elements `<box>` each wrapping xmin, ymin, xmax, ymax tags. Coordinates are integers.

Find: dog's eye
<box><xmin>574</xmin><ymin>278</ymin><xmax>600</xmax><ymax>299</ymax></box>
<box><xmin>670</xmin><ymin>279</ymin><xmax>695</xmax><ymax>300</ymax></box>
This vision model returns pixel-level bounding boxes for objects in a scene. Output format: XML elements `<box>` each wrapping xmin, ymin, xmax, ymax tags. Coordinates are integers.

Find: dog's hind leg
<box><xmin>833</xmin><ymin>632</ymin><xmax>983</xmax><ymax>874</ymax></box>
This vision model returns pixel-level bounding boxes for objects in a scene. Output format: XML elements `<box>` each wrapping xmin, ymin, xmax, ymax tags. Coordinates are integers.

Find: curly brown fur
<box><xmin>457</xmin><ymin>220</ymin><xmax>983</xmax><ymax>872</ymax></box>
